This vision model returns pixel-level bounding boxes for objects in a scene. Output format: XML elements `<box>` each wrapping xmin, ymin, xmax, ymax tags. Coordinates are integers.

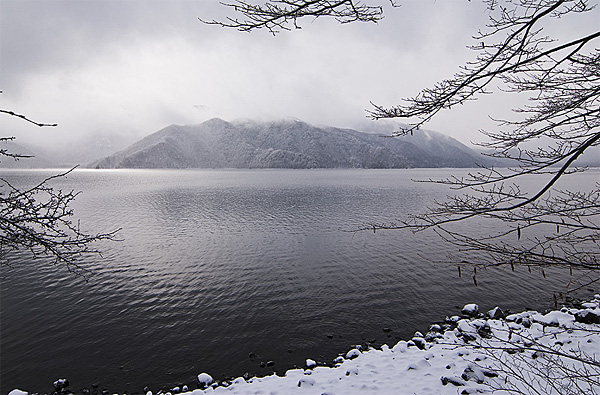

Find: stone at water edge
<box><xmin>305</xmin><ymin>359</ymin><xmax>317</xmax><ymax>368</ymax></box>
<box><xmin>392</xmin><ymin>340</ymin><xmax>408</xmax><ymax>353</ymax></box>
<box><xmin>486</xmin><ymin>306</ymin><xmax>505</xmax><ymax>320</ymax></box>
<box><xmin>575</xmin><ymin>310</ymin><xmax>600</xmax><ymax>324</ymax></box>
<box><xmin>346</xmin><ymin>348</ymin><xmax>361</xmax><ymax>359</ymax></box>
<box><xmin>53</xmin><ymin>379</ymin><xmax>70</xmax><ymax>391</ymax></box>
<box><xmin>9</xmin><ymin>390</ymin><xmax>28</xmax><ymax>395</ymax></box>
<box><xmin>461</xmin><ymin>304</ymin><xmax>479</xmax><ymax>317</ymax></box>
<box><xmin>425</xmin><ymin>331</ymin><xmax>444</xmax><ymax>342</ymax></box>
<box><xmin>197</xmin><ymin>373</ymin><xmax>213</xmax><ymax>388</ymax></box>
<box><xmin>582</xmin><ymin>302</ymin><xmax>599</xmax><ymax>309</ymax></box>
<box><xmin>411</xmin><ymin>336</ymin><xmax>427</xmax><ymax>350</ymax></box>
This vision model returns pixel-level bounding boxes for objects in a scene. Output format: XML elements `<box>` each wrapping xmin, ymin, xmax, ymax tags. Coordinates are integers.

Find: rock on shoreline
<box><xmin>10</xmin><ymin>296</ymin><xmax>600</xmax><ymax>395</ymax></box>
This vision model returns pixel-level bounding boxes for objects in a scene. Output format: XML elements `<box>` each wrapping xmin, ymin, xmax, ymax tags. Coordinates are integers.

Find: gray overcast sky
<box><xmin>1</xmin><ymin>0</ymin><xmax>598</xmax><ymax>147</ymax></box>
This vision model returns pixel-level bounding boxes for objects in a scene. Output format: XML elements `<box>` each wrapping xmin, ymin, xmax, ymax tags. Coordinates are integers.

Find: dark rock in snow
<box><xmin>474</xmin><ymin>321</ymin><xmax>492</xmax><ymax>338</ymax></box>
<box><xmin>441</xmin><ymin>376</ymin><xmax>466</xmax><ymax>386</ymax></box>
<box><xmin>575</xmin><ymin>310</ymin><xmax>600</xmax><ymax>324</ymax></box>
<box><xmin>482</xmin><ymin>368</ymin><xmax>499</xmax><ymax>378</ymax></box>
<box><xmin>515</xmin><ymin>316</ymin><xmax>532</xmax><ymax>328</ymax></box>
<box><xmin>462</xmin><ymin>333</ymin><xmax>478</xmax><ymax>342</ymax></box>
<box><xmin>425</xmin><ymin>331</ymin><xmax>444</xmax><ymax>342</ymax></box>
<box><xmin>297</xmin><ymin>377</ymin><xmax>316</xmax><ymax>387</ymax></box>
<box><xmin>411</xmin><ymin>337</ymin><xmax>427</xmax><ymax>350</ymax></box>
<box><xmin>461</xmin><ymin>364</ymin><xmax>485</xmax><ymax>384</ymax></box>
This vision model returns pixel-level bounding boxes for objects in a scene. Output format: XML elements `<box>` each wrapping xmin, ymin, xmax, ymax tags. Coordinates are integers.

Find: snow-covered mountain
<box><xmin>91</xmin><ymin>118</ymin><xmax>489</xmax><ymax>169</ymax></box>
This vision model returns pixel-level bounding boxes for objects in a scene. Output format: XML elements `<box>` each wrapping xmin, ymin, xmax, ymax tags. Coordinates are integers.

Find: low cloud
<box><xmin>2</xmin><ymin>0</ymin><xmax>595</xmax><ymax>149</ymax></box>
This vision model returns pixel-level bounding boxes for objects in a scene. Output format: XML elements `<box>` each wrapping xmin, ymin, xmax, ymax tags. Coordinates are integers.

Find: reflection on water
<box><xmin>1</xmin><ymin>168</ymin><xmax>594</xmax><ymax>394</ymax></box>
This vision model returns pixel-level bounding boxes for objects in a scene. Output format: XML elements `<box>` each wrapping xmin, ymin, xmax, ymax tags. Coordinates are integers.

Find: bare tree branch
<box><xmin>208</xmin><ymin>0</ymin><xmax>600</xmax><ymax>280</ymax></box>
<box><xmin>0</xmin><ymin>167</ymin><xmax>120</xmax><ymax>278</ymax></box>
<box><xmin>200</xmin><ymin>0</ymin><xmax>397</xmax><ymax>35</ymax></box>
<box><xmin>0</xmin><ymin>109</ymin><xmax>58</xmax><ymax>127</ymax></box>
<box><xmin>1</xmin><ymin>103</ymin><xmax>117</xmax><ymax>278</ymax></box>
<box><xmin>208</xmin><ymin>0</ymin><xmax>600</xmax><ymax>391</ymax></box>
<box><xmin>360</xmin><ymin>1</ymin><xmax>600</xmax><ymax>278</ymax></box>
<box><xmin>0</xmin><ymin>137</ymin><xmax>34</xmax><ymax>160</ymax></box>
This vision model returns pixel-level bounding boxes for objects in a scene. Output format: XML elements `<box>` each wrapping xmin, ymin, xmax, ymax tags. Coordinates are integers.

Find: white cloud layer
<box><xmin>1</xmin><ymin>0</ymin><xmax>598</xmax><ymax>148</ymax></box>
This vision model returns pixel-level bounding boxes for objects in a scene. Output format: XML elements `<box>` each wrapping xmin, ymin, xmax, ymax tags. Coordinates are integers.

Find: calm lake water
<box><xmin>1</xmin><ymin>168</ymin><xmax>596</xmax><ymax>394</ymax></box>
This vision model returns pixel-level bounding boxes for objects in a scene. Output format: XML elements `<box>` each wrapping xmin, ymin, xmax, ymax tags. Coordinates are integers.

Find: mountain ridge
<box><xmin>91</xmin><ymin>118</ymin><xmax>489</xmax><ymax>169</ymax></box>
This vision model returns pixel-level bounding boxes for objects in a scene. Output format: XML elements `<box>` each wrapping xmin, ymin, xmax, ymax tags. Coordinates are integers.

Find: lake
<box><xmin>1</xmin><ymin>168</ymin><xmax>595</xmax><ymax>394</ymax></box>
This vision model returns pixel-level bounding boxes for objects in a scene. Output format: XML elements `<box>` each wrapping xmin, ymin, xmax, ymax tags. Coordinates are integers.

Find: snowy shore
<box><xmin>10</xmin><ymin>297</ymin><xmax>600</xmax><ymax>395</ymax></box>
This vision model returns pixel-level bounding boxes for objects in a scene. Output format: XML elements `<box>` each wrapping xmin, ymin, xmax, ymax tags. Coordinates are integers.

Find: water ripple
<box><xmin>1</xmin><ymin>168</ymin><xmax>592</xmax><ymax>394</ymax></box>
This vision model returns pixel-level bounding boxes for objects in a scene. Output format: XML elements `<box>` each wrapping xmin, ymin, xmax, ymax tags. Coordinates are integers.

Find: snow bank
<box><xmin>11</xmin><ymin>299</ymin><xmax>600</xmax><ymax>395</ymax></box>
<box><xmin>190</xmin><ymin>299</ymin><xmax>600</xmax><ymax>394</ymax></box>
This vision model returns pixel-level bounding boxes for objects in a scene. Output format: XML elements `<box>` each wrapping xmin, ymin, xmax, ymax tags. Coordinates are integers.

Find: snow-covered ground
<box><xmin>10</xmin><ymin>297</ymin><xmax>600</xmax><ymax>395</ymax></box>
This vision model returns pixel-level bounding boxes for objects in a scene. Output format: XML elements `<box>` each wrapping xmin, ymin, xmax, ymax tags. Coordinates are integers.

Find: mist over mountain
<box><xmin>91</xmin><ymin>118</ymin><xmax>489</xmax><ymax>169</ymax></box>
<box><xmin>0</xmin><ymin>140</ymin><xmax>53</xmax><ymax>168</ymax></box>
<box><xmin>36</xmin><ymin>133</ymin><xmax>134</xmax><ymax>167</ymax></box>
<box><xmin>54</xmin><ymin>135</ymin><xmax>133</xmax><ymax>167</ymax></box>
<box><xmin>0</xmin><ymin>133</ymin><xmax>134</xmax><ymax>169</ymax></box>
